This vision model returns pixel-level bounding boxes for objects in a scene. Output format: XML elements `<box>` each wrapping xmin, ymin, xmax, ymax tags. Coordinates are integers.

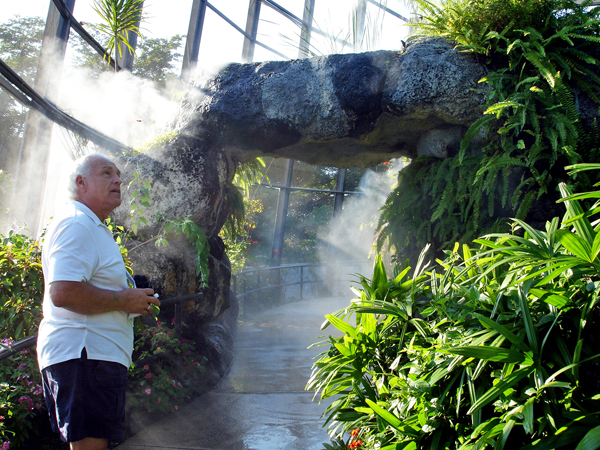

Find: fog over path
<box><xmin>117</xmin><ymin>296</ymin><xmax>351</xmax><ymax>450</ymax></box>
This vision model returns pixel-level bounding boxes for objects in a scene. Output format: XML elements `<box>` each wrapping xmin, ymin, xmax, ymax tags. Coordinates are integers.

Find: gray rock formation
<box><xmin>173</xmin><ymin>37</ymin><xmax>488</xmax><ymax>167</ymax></box>
<box><xmin>113</xmin><ymin>37</ymin><xmax>490</xmax><ymax>387</ymax></box>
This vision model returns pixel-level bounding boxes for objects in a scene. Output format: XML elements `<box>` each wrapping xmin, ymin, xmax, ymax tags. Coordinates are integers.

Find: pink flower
<box><xmin>145</xmin><ymin>389</ymin><xmax>151</xmax><ymax>395</ymax></box>
<box><xmin>143</xmin><ymin>365</ymin><xmax>149</xmax><ymax>370</ymax></box>
<box><xmin>167</xmin><ymin>330</ymin><xmax>172</xmax><ymax>335</ymax></box>
<box><xmin>35</xmin><ymin>403</ymin><xmax>42</xmax><ymax>410</ymax></box>
<box><xmin>174</xmin><ymin>405</ymin><xmax>178</xmax><ymax>410</ymax></box>
<box><xmin>145</xmin><ymin>373</ymin><xmax>152</xmax><ymax>379</ymax></box>
<box><xmin>18</xmin><ymin>396</ymin><xmax>33</xmax><ymax>410</ymax></box>
<box><xmin>2</xmin><ymin>441</ymin><xmax>11</xmax><ymax>449</ymax></box>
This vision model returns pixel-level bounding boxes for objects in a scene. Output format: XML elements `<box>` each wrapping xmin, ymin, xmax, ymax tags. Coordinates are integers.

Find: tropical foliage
<box><xmin>90</xmin><ymin>0</ymin><xmax>145</xmax><ymax>70</ymax></box>
<box><xmin>309</xmin><ymin>165</ymin><xmax>600</xmax><ymax>449</ymax></box>
<box><xmin>377</xmin><ymin>0</ymin><xmax>600</xmax><ymax>260</ymax></box>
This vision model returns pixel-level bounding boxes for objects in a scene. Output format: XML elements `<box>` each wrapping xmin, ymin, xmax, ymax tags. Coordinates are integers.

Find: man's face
<box><xmin>77</xmin><ymin>156</ymin><xmax>122</xmax><ymax>220</ymax></box>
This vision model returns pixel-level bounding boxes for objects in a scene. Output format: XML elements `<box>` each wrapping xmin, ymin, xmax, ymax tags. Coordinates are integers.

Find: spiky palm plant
<box><xmin>91</xmin><ymin>0</ymin><xmax>145</xmax><ymax>71</ymax></box>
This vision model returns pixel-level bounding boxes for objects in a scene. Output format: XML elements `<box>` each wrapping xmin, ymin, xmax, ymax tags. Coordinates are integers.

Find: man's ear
<box><xmin>76</xmin><ymin>175</ymin><xmax>86</xmax><ymax>191</ymax></box>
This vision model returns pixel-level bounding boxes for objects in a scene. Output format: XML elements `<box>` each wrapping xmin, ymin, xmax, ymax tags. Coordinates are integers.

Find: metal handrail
<box><xmin>2</xmin><ymin>261</ymin><xmax>367</xmax><ymax>361</ymax></box>
<box><xmin>232</xmin><ymin>260</ymin><xmax>367</xmax><ymax>306</ymax></box>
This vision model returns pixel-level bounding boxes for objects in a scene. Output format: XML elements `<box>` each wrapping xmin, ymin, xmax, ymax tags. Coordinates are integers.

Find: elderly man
<box><xmin>37</xmin><ymin>153</ymin><xmax>160</xmax><ymax>450</ymax></box>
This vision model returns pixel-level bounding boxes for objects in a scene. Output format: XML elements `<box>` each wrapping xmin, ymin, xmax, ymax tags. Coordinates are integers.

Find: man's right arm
<box><xmin>49</xmin><ymin>281</ymin><xmax>159</xmax><ymax>316</ymax></box>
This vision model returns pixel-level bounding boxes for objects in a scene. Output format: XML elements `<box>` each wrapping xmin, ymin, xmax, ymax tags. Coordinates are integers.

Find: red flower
<box><xmin>145</xmin><ymin>373</ymin><xmax>152</xmax><ymax>379</ymax></box>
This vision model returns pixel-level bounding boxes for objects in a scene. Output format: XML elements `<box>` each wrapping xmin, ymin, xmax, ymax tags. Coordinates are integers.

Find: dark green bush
<box><xmin>309</xmin><ymin>166</ymin><xmax>600</xmax><ymax>449</ymax></box>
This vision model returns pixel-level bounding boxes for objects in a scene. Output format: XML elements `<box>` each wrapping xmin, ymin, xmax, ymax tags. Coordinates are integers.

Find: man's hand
<box><xmin>117</xmin><ymin>287</ymin><xmax>160</xmax><ymax>315</ymax></box>
<box><xmin>49</xmin><ymin>281</ymin><xmax>160</xmax><ymax>315</ymax></box>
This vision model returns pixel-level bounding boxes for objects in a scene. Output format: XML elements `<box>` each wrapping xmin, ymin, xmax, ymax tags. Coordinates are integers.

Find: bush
<box><xmin>128</xmin><ymin>318</ymin><xmax>206</xmax><ymax>415</ymax></box>
<box><xmin>0</xmin><ymin>341</ymin><xmax>45</xmax><ymax>448</ymax></box>
<box><xmin>0</xmin><ymin>232</ymin><xmax>43</xmax><ymax>340</ymax></box>
<box><xmin>0</xmin><ymin>232</ymin><xmax>45</xmax><ymax>448</ymax></box>
<box><xmin>309</xmin><ymin>166</ymin><xmax>600</xmax><ymax>449</ymax></box>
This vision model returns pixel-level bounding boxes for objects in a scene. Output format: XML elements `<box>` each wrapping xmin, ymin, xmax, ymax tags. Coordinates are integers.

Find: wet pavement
<box><xmin>116</xmin><ymin>296</ymin><xmax>351</xmax><ymax>450</ymax></box>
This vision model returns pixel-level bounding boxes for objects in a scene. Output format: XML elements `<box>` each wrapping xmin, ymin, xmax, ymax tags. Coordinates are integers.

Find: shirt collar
<box><xmin>72</xmin><ymin>200</ymin><xmax>106</xmax><ymax>228</ymax></box>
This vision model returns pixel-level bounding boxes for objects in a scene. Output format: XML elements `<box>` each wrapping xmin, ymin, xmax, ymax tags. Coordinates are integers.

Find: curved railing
<box><xmin>0</xmin><ymin>260</ymin><xmax>369</xmax><ymax>361</ymax></box>
<box><xmin>232</xmin><ymin>260</ymin><xmax>368</xmax><ymax>317</ymax></box>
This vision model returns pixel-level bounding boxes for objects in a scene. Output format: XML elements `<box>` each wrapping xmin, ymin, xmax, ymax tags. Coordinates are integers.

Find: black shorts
<box><xmin>41</xmin><ymin>349</ymin><xmax>128</xmax><ymax>443</ymax></box>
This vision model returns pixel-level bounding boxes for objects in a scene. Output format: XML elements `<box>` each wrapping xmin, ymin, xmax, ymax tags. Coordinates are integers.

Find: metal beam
<box><xmin>242</xmin><ymin>0</ymin><xmax>261</xmax><ymax>63</ymax></box>
<box><xmin>271</xmin><ymin>159</ymin><xmax>294</xmax><ymax>265</ymax></box>
<box><xmin>181</xmin><ymin>0</ymin><xmax>207</xmax><ymax>82</ymax></box>
<box><xmin>298</xmin><ymin>0</ymin><xmax>315</xmax><ymax>58</ymax></box>
<box><xmin>10</xmin><ymin>0</ymin><xmax>76</xmax><ymax>235</ymax></box>
<box><xmin>51</xmin><ymin>0</ymin><xmax>121</xmax><ymax>70</ymax></box>
<box><xmin>355</xmin><ymin>0</ymin><xmax>367</xmax><ymax>51</ymax></box>
<box><xmin>333</xmin><ymin>168</ymin><xmax>346</xmax><ymax>218</ymax></box>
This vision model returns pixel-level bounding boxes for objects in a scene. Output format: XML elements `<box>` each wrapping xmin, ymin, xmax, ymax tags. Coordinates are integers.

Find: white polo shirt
<box><xmin>37</xmin><ymin>201</ymin><xmax>133</xmax><ymax>370</ymax></box>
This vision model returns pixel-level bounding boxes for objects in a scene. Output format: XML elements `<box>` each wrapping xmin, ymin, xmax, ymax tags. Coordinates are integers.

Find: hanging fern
<box><xmin>377</xmin><ymin>0</ymin><xmax>600</xmax><ymax>260</ymax></box>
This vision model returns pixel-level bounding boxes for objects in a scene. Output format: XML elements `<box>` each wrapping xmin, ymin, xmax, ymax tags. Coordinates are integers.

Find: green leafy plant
<box><xmin>378</xmin><ymin>0</ymin><xmax>600</xmax><ymax>259</ymax></box>
<box><xmin>310</xmin><ymin>165</ymin><xmax>600</xmax><ymax>449</ymax></box>
<box><xmin>0</xmin><ymin>341</ymin><xmax>45</xmax><ymax>448</ymax></box>
<box><xmin>90</xmin><ymin>0</ymin><xmax>145</xmax><ymax>71</ymax></box>
<box><xmin>132</xmin><ymin>130</ymin><xmax>179</xmax><ymax>155</ymax></box>
<box><xmin>218</xmin><ymin>158</ymin><xmax>269</xmax><ymax>272</ymax></box>
<box><xmin>155</xmin><ymin>216</ymin><xmax>210</xmax><ymax>288</ymax></box>
<box><xmin>0</xmin><ymin>232</ymin><xmax>43</xmax><ymax>340</ymax></box>
<box><xmin>124</xmin><ymin>170</ymin><xmax>211</xmax><ymax>286</ymax></box>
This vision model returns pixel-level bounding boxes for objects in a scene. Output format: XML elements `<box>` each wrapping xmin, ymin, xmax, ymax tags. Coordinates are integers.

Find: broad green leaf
<box><xmin>365</xmin><ymin>399</ymin><xmax>419</xmax><ymax>437</ymax></box>
<box><xmin>380</xmin><ymin>442</ymin><xmax>417</xmax><ymax>450</ymax></box>
<box><xmin>469</xmin><ymin>367</ymin><xmax>534</xmax><ymax>414</ymax></box>
<box><xmin>334</xmin><ymin>343</ymin><xmax>353</xmax><ymax>357</ymax></box>
<box><xmin>556</xmin><ymin>229</ymin><xmax>592</xmax><ymax>261</ymax></box>
<box><xmin>442</xmin><ymin>345</ymin><xmax>527</xmax><ymax>364</ymax></box>
<box><xmin>523</xmin><ymin>397</ymin><xmax>535</xmax><ymax>434</ymax></box>
<box><xmin>559</xmin><ymin>183</ymin><xmax>595</xmax><ymax>245</ymax></box>
<box><xmin>325</xmin><ymin>314</ymin><xmax>356</xmax><ymax>337</ymax></box>
<box><xmin>475</xmin><ymin>314</ymin><xmax>530</xmax><ymax>353</ymax></box>
<box><xmin>519</xmin><ymin>287</ymin><xmax>539</xmax><ymax>353</ymax></box>
<box><xmin>528</xmin><ymin>288</ymin><xmax>569</xmax><ymax>308</ymax></box>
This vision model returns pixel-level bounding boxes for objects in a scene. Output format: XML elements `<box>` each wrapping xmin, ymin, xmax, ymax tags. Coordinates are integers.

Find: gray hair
<box><xmin>67</xmin><ymin>153</ymin><xmax>114</xmax><ymax>200</ymax></box>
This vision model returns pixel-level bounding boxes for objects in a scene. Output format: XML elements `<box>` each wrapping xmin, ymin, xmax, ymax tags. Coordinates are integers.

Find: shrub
<box><xmin>128</xmin><ymin>319</ymin><xmax>206</xmax><ymax>415</ymax></box>
<box><xmin>0</xmin><ymin>341</ymin><xmax>44</xmax><ymax>448</ymax></box>
<box><xmin>309</xmin><ymin>166</ymin><xmax>600</xmax><ymax>449</ymax></box>
<box><xmin>0</xmin><ymin>232</ymin><xmax>43</xmax><ymax>340</ymax></box>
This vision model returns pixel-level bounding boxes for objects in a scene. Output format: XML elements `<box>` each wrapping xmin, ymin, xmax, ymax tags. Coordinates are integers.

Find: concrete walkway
<box><xmin>116</xmin><ymin>296</ymin><xmax>350</xmax><ymax>450</ymax></box>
